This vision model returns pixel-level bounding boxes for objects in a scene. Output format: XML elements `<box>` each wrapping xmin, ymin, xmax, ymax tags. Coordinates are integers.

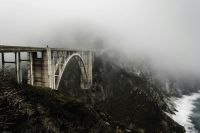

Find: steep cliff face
<box><xmin>89</xmin><ymin>53</ymin><xmax>185</xmax><ymax>133</ymax></box>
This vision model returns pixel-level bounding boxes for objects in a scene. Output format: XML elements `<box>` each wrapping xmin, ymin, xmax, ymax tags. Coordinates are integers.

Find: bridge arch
<box><xmin>54</xmin><ymin>53</ymin><xmax>91</xmax><ymax>90</ymax></box>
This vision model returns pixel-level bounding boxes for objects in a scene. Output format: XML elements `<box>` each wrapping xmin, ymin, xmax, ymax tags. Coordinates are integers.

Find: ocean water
<box><xmin>191</xmin><ymin>97</ymin><xmax>200</xmax><ymax>131</ymax></box>
<box><xmin>171</xmin><ymin>92</ymin><xmax>200</xmax><ymax>133</ymax></box>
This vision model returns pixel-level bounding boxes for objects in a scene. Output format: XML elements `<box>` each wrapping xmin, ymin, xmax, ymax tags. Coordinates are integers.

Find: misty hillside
<box><xmin>0</xmin><ymin>74</ymin><xmax>116</xmax><ymax>133</ymax></box>
<box><xmin>90</xmin><ymin>53</ymin><xmax>186</xmax><ymax>133</ymax></box>
<box><xmin>29</xmin><ymin>52</ymin><xmax>189</xmax><ymax>132</ymax></box>
<box><xmin>0</xmin><ymin>52</ymin><xmax>186</xmax><ymax>133</ymax></box>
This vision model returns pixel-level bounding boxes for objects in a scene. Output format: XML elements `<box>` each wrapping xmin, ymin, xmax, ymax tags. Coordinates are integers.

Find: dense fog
<box><xmin>0</xmin><ymin>0</ymin><xmax>200</xmax><ymax>78</ymax></box>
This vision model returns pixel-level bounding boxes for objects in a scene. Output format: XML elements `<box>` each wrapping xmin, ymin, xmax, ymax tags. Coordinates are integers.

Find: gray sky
<box><xmin>0</xmin><ymin>0</ymin><xmax>200</xmax><ymax>77</ymax></box>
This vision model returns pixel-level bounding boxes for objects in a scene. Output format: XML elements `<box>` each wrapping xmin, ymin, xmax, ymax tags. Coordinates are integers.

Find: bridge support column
<box><xmin>1</xmin><ymin>53</ymin><xmax>5</xmax><ymax>74</ymax></box>
<box><xmin>28</xmin><ymin>52</ymin><xmax>34</xmax><ymax>85</ymax></box>
<box><xmin>15</xmin><ymin>52</ymin><xmax>21</xmax><ymax>84</ymax></box>
<box><xmin>51</xmin><ymin>52</ymin><xmax>56</xmax><ymax>89</ymax></box>
<box><xmin>88</xmin><ymin>51</ymin><xmax>93</xmax><ymax>84</ymax></box>
<box><xmin>47</xmin><ymin>48</ymin><xmax>53</xmax><ymax>88</ymax></box>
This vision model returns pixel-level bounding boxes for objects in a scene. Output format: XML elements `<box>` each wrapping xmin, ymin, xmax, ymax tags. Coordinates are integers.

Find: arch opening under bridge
<box><xmin>55</xmin><ymin>53</ymin><xmax>92</xmax><ymax>90</ymax></box>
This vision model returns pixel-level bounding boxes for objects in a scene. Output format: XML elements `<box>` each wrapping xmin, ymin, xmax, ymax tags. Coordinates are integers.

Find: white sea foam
<box><xmin>171</xmin><ymin>92</ymin><xmax>200</xmax><ymax>133</ymax></box>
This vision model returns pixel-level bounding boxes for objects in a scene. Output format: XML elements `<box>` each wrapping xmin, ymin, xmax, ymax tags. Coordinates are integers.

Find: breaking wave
<box><xmin>171</xmin><ymin>92</ymin><xmax>200</xmax><ymax>133</ymax></box>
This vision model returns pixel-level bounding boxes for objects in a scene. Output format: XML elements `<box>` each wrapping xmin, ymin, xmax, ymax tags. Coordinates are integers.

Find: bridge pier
<box><xmin>1</xmin><ymin>53</ymin><xmax>5</xmax><ymax>75</ymax></box>
<box><xmin>28</xmin><ymin>51</ymin><xmax>50</xmax><ymax>87</ymax></box>
<box><xmin>28</xmin><ymin>52</ymin><xmax>34</xmax><ymax>85</ymax></box>
<box><xmin>15</xmin><ymin>52</ymin><xmax>21</xmax><ymax>83</ymax></box>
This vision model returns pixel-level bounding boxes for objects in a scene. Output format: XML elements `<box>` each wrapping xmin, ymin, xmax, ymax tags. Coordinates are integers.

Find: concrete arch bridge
<box><xmin>0</xmin><ymin>45</ymin><xmax>93</xmax><ymax>90</ymax></box>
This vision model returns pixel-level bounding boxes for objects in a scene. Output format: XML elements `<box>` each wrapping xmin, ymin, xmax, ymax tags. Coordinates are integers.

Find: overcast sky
<box><xmin>0</xmin><ymin>0</ymin><xmax>200</xmax><ymax>77</ymax></box>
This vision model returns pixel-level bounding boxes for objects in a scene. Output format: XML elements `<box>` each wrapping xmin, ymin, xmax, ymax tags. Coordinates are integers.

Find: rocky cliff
<box><xmin>89</xmin><ymin>53</ymin><xmax>185</xmax><ymax>133</ymax></box>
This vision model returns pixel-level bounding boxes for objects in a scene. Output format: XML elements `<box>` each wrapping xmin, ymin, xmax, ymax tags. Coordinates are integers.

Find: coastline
<box><xmin>171</xmin><ymin>92</ymin><xmax>200</xmax><ymax>133</ymax></box>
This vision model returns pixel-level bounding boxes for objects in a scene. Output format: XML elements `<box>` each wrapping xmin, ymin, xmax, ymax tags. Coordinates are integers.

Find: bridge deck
<box><xmin>0</xmin><ymin>45</ymin><xmax>45</xmax><ymax>52</ymax></box>
<box><xmin>0</xmin><ymin>45</ymin><xmax>90</xmax><ymax>52</ymax></box>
